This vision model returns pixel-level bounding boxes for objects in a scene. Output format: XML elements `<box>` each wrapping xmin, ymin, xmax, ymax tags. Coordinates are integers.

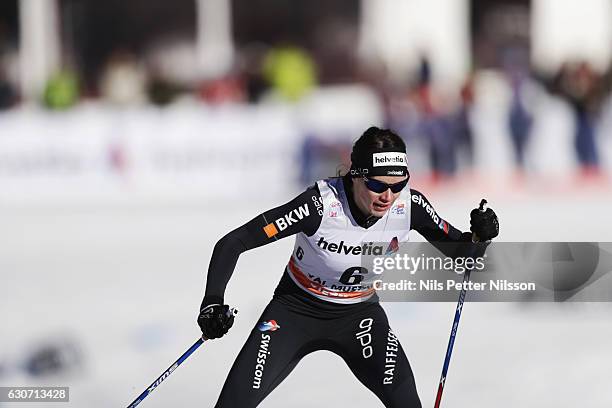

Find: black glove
<box><xmin>197</xmin><ymin>304</ymin><xmax>236</xmax><ymax>340</ymax></box>
<box><xmin>470</xmin><ymin>205</ymin><xmax>499</xmax><ymax>242</ymax></box>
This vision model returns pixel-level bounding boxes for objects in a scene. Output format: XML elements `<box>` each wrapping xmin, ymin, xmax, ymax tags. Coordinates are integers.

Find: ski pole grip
<box><xmin>479</xmin><ymin>198</ymin><xmax>487</xmax><ymax>212</ymax></box>
<box><xmin>471</xmin><ymin>199</ymin><xmax>488</xmax><ymax>243</ymax></box>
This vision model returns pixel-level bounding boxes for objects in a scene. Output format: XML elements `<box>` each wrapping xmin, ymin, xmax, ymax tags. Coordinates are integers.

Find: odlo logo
<box><xmin>356</xmin><ymin>318</ymin><xmax>374</xmax><ymax>359</ymax></box>
<box><xmin>252</xmin><ymin>333</ymin><xmax>271</xmax><ymax>389</ymax></box>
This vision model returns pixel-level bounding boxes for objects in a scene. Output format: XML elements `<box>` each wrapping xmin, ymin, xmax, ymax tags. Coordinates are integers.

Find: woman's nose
<box><xmin>380</xmin><ymin>189</ymin><xmax>393</xmax><ymax>202</ymax></box>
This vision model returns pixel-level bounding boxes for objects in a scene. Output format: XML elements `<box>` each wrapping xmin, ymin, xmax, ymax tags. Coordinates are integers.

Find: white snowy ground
<box><xmin>1</xmin><ymin>184</ymin><xmax>612</xmax><ymax>408</ymax></box>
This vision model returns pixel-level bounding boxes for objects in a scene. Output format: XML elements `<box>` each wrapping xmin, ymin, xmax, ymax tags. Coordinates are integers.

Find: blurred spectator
<box><xmin>244</xmin><ymin>70</ymin><xmax>268</xmax><ymax>104</ymax></box>
<box><xmin>414</xmin><ymin>56</ymin><xmax>458</xmax><ymax>179</ymax></box>
<box><xmin>550</xmin><ymin>61</ymin><xmax>605</xmax><ymax>174</ymax></box>
<box><xmin>262</xmin><ymin>44</ymin><xmax>317</xmax><ymax>102</ymax></box>
<box><xmin>0</xmin><ymin>65</ymin><xmax>17</xmax><ymax>109</ymax></box>
<box><xmin>312</xmin><ymin>18</ymin><xmax>359</xmax><ymax>84</ymax></box>
<box><xmin>147</xmin><ymin>73</ymin><xmax>183</xmax><ymax>106</ymax></box>
<box><xmin>99</xmin><ymin>49</ymin><xmax>147</xmax><ymax>105</ymax></box>
<box><xmin>143</xmin><ymin>36</ymin><xmax>202</xmax><ymax>105</ymax></box>
<box><xmin>507</xmin><ymin>74</ymin><xmax>533</xmax><ymax>170</ymax></box>
<box><xmin>43</xmin><ymin>69</ymin><xmax>80</xmax><ymax>110</ymax></box>
<box><xmin>237</xmin><ymin>44</ymin><xmax>270</xmax><ymax>104</ymax></box>
<box><xmin>503</xmin><ymin>48</ymin><xmax>533</xmax><ymax>171</ymax></box>
<box><xmin>454</xmin><ymin>73</ymin><xmax>476</xmax><ymax>166</ymax></box>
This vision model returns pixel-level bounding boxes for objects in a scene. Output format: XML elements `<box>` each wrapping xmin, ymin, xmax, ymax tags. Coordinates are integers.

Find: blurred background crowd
<box><xmin>1</xmin><ymin>0</ymin><xmax>612</xmax><ymax>194</ymax></box>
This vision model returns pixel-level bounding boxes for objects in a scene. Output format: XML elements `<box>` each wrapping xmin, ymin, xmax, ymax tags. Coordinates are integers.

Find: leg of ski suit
<box><xmin>214</xmin><ymin>298</ymin><xmax>421</xmax><ymax>408</ymax></box>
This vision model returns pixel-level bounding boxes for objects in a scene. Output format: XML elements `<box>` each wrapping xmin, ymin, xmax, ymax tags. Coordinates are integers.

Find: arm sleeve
<box><xmin>409</xmin><ymin>189</ymin><xmax>474</xmax><ymax>258</ymax></box>
<box><xmin>202</xmin><ymin>184</ymin><xmax>323</xmax><ymax>307</ymax></box>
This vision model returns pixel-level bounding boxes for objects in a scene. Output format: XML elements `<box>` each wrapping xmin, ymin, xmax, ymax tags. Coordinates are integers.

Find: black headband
<box><xmin>350</xmin><ymin>148</ymin><xmax>408</xmax><ymax>177</ymax></box>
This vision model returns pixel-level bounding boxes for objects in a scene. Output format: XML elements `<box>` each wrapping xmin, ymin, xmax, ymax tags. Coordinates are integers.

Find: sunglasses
<box><xmin>362</xmin><ymin>176</ymin><xmax>409</xmax><ymax>194</ymax></box>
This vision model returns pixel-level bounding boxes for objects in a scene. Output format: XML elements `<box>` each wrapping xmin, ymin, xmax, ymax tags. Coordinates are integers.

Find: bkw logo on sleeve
<box><xmin>263</xmin><ymin>204</ymin><xmax>310</xmax><ymax>238</ymax></box>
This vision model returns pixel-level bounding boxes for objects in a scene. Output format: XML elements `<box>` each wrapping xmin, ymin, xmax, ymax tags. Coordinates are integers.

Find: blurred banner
<box><xmin>0</xmin><ymin>105</ymin><xmax>299</xmax><ymax>199</ymax></box>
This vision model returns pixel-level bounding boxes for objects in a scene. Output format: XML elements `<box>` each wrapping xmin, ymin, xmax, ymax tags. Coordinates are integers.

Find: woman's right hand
<box><xmin>197</xmin><ymin>304</ymin><xmax>237</xmax><ymax>340</ymax></box>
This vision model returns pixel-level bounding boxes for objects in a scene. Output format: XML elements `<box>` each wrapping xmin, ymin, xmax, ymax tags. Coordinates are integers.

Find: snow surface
<box><xmin>1</xmin><ymin>187</ymin><xmax>612</xmax><ymax>408</ymax></box>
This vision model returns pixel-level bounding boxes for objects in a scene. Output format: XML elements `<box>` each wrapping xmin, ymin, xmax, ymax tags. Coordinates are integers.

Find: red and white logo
<box><xmin>257</xmin><ymin>320</ymin><xmax>281</xmax><ymax>332</ymax></box>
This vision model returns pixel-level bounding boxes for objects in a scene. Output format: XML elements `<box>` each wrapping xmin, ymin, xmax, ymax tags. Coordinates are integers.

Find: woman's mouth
<box><xmin>373</xmin><ymin>202</ymin><xmax>390</xmax><ymax>211</ymax></box>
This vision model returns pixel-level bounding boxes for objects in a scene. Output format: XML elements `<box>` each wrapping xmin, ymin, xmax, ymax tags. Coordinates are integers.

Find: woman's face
<box><xmin>352</xmin><ymin>175</ymin><xmax>408</xmax><ymax>217</ymax></box>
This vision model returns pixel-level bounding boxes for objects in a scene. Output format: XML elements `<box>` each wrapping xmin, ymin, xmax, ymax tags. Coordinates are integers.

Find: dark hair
<box><xmin>337</xmin><ymin>127</ymin><xmax>405</xmax><ymax>177</ymax></box>
<box><xmin>351</xmin><ymin>126</ymin><xmax>406</xmax><ymax>163</ymax></box>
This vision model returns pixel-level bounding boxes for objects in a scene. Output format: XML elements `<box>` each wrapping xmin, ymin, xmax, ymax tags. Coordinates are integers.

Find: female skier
<box><xmin>198</xmin><ymin>126</ymin><xmax>499</xmax><ymax>407</ymax></box>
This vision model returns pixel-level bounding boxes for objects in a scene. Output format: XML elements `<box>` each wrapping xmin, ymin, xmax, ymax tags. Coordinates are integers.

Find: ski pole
<box><xmin>434</xmin><ymin>199</ymin><xmax>487</xmax><ymax>408</ymax></box>
<box><xmin>126</xmin><ymin>337</ymin><xmax>205</xmax><ymax>408</ymax></box>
